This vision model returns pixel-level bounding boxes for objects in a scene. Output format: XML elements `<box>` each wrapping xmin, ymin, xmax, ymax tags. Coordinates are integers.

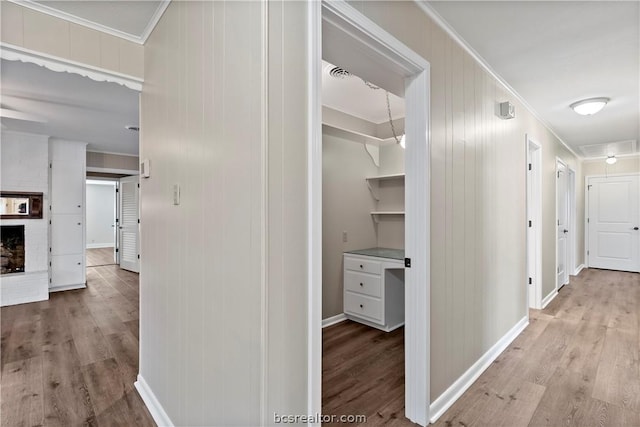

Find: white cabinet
<box><xmin>49</xmin><ymin>140</ymin><xmax>87</xmax><ymax>291</ymax></box>
<box><xmin>343</xmin><ymin>251</ymin><xmax>405</xmax><ymax>332</ymax></box>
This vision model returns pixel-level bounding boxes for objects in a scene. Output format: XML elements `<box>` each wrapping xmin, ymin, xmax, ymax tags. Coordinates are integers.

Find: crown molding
<box><xmin>0</xmin><ymin>43</ymin><xmax>143</xmax><ymax>91</ymax></box>
<box><xmin>8</xmin><ymin>0</ymin><xmax>170</xmax><ymax>45</ymax></box>
<box><xmin>140</xmin><ymin>1</ymin><xmax>171</xmax><ymax>43</ymax></box>
<box><xmin>415</xmin><ymin>1</ymin><xmax>581</xmax><ymax>160</ymax></box>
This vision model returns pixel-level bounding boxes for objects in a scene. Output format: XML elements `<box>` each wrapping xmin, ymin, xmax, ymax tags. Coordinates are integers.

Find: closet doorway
<box><xmin>311</xmin><ymin>2</ymin><xmax>431</xmax><ymax>425</ymax></box>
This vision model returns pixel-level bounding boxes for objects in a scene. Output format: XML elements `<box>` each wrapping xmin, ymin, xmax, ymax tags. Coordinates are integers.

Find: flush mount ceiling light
<box><xmin>606</xmin><ymin>155</ymin><xmax>617</xmax><ymax>165</ymax></box>
<box><xmin>570</xmin><ymin>97</ymin><xmax>609</xmax><ymax>116</ymax></box>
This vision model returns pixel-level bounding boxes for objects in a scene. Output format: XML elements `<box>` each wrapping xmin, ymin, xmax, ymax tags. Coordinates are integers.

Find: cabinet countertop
<box><xmin>344</xmin><ymin>247</ymin><xmax>404</xmax><ymax>261</ymax></box>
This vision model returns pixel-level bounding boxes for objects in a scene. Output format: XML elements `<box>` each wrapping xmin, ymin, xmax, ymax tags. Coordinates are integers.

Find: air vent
<box><xmin>329</xmin><ymin>66</ymin><xmax>351</xmax><ymax>79</ymax></box>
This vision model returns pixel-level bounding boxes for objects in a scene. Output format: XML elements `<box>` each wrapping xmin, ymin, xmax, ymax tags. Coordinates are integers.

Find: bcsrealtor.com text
<box><xmin>274</xmin><ymin>413</ymin><xmax>366</xmax><ymax>424</ymax></box>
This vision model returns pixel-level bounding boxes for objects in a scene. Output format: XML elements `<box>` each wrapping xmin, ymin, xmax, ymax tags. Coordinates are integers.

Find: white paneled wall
<box><xmin>350</xmin><ymin>1</ymin><xmax>582</xmax><ymax>401</ymax></box>
<box><xmin>0</xmin><ymin>131</ymin><xmax>49</xmax><ymax>306</ymax></box>
<box><xmin>140</xmin><ymin>1</ymin><xmax>308</xmax><ymax>424</ymax></box>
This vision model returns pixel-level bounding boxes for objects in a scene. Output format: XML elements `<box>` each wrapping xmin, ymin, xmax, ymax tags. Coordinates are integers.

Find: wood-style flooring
<box><xmin>1</xmin><ymin>265</ymin><xmax>154</xmax><ymax>426</ymax></box>
<box><xmin>323</xmin><ymin>268</ymin><xmax>640</xmax><ymax>427</ymax></box>
<box><xmin>86</xmin><ymin>247</ymin><xmax>116</xmax><ymax>267</ymax></box>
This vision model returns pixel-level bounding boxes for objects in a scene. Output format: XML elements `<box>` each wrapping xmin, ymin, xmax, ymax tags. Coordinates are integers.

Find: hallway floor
<box><xmin>86</xmin><ymin>247</ymin><xmax>117</xmax><ymax>267</ymax></box>
<box><xmin>323</xmin><ymin>268</ymin><xmax>640</xmax><ymax>427</ymax></box>
<box><xmin>1</xmin><ymin>265</ymin><xmax>154</xmax><ymax>426</ymax></box>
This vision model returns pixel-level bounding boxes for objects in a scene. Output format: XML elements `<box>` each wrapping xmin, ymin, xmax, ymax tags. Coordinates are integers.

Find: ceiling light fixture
<box><xmin>570</xmin><ymin>97</ymin><xmax>609</xmax><ymax>116</ymax></box>
<box><xmin>606</xmin><ymin>155</ymin><xmax>617</xmax><ymax>165</ymax></box>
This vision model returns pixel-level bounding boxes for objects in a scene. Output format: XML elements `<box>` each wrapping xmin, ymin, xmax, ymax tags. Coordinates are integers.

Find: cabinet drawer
<box><xmin>344</xmin><ymin>292</ymin><xmax>383</xmax><ymax>323</ymax></box>
<box><xmin>344</xmin><ymin>271</ymin><xmax>382</xmax><ymax>298</ymax></box>
<box><xmin>344</xmin><ymin>256</ymin><xmax>381</xmax><ymax>275</ymax></box>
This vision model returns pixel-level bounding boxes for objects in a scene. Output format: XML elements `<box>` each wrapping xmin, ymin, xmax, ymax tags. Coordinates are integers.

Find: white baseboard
<box><xmin>49</xmin><ymin>283</ymin><xmax>86</xmax><ymax>293</ymax></box>
<box><xmin>541</xmin><ymin>290</ymin><xmax>558</xmax><ymax>309</ymax></box>
<box><xmin>429</xmin><ymin>315</ymin><xmax>529</xmax><ymax>423</ymax></box>
<box><xmin>87</xmin><ymin>243</ymin><xmax>114</xmax><ymax>249</ymax></box>
<box><xmin>322</xmin><ymin>313</ymin><xmax>347</xmax><ymax>328</ymax></box>
<box><xmin>573</xmin><ymin>264</ymin><xmax>585</xmax><ymax>276</ymax></box>
<box><xmin>135</xmin><ymin>374</ymin><xmax>174</xmax><ymax>427</ymax></box>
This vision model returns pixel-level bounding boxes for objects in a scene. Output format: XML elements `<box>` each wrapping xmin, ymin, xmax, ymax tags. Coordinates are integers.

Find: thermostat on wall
<box><xmin>498</xmin><ymin>101</ymin><xmax>516</xmax><ymax>120</ymax></box>
<box><xmin>140</xmin><ymin>159</ymin><xmax>150</xmax><ymax>178</ymax></box>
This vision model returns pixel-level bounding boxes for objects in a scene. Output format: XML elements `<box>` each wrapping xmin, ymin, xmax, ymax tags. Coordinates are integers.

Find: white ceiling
<box><xmin>1</xmin><ymin>59</ymin><xmax>140</xmax><ymax>155</ymax></box>
<box><xmin>427</xmin><ymin>1</ymin><xmax>639</xmax><ymax>156</ymax></box>
<box><xmin>322</xmin><ymin>60</ymin><xmax>405</xmax><ymax>124</ymax></box>
<box><xmin>3</xmin><ymin>2</ymin><xmax>637</xmax><ymax>158</ymax></box>
<box><xmin>22</xmin><ymin>0</ymin><xmax>167</xmax><ymax>42</ymax></box>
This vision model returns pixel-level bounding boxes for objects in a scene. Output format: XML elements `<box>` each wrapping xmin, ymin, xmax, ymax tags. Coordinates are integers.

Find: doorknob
<box><xmin>634</xmin><ymin>227</ymin><xmax>639</xmax><ymax>231</ymax></box>
<box><xmin>563</xmin><ymin>229</ymin><xmax>568</xmax><ymax>233</ymax></box>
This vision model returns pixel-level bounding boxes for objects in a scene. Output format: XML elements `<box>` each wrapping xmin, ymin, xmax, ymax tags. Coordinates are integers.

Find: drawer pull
<box><xmin>359</xmin><ymin>304</ymin><xmax>363</xmax><ymax>308</ymax></box>
<box><xmin>77</xmin><ymin>205</ymin><xmax>81</xmax><ymax>208</ymax></box>
<box><xmin>360</xmin><ymin>264</ymin><xmax>363</xmax><ymax>269</ymax></box>
<box><xmin>77</xmin><ymin>262</ymin><xmax>81</xmax><ymax>265</ymax></box>
<box><xmin>359</xmin><ymin>282</ymin><xmax>363</xmax><ymax>287</ymax></box>
<box><xmin>77</xmin><ymin>222</ymin><xmax>81</xmax><ymax>225</ymax></box>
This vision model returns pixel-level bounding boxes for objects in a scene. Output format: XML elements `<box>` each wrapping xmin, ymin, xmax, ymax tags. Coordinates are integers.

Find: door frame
<box><xmin>567</xmin><ymin>167</ymin><xmax>576</xmax><ymax>275</ymax></box>
<box><xmin>526</xmin><ymin>136</ymin><xmax>542</xmax><ymax>309</ymax></box>
<box><xmin>585</xmin><ymin>172</ymin><xmax>640</xmax><ymax>271</ymax></box>
<box><xmin>309</xmin><ymin>1</ymin><xmax>431</xmax><ymax>424</ymax></box>
<box><xmin>555</xmin><ymin>158</ymin><xmax>569</xmax><ymax>292</ymax></box>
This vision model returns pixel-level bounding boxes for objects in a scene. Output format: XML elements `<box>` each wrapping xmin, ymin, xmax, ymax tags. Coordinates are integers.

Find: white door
<box><xmin>119</xmin><ymin>175</ymin><xmax>140</xmax><ymax>273</ymax></box>
<box><xmin>557</xmin><ymin>161</ymin><xmax>569</xmax><ymax>288</ymax></box>
<box><xmin>527</xmin><ymin>138</ymin><xmax>542</xmax><ymax>308</ymax></box>
<box><xmin>588</xmin><ymin>175</ymin><xmax>640</xmax><ymax>272</ymax></box>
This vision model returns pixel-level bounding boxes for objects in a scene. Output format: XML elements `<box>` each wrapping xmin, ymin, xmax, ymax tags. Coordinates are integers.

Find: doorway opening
<box><xmin>86</xmin><ymin>179</ymin><xmax>117</xmax><ymax>267</ymax></box>
<box><xmin>321</xmin><ymin>60</ymin><xmax>407</xmax><ymax>421</ymax></box>
<box><xmin>311</xmin><ymin>2</ymin><xmax>431</xmax><ymax>425</ymax></box>
<box><xmin>556</xmin><ymin>159</ymin><xmax>573</xmax><ymax>292</ymax></box>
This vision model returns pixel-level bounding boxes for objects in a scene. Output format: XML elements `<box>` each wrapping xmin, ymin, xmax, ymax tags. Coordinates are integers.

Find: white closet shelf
<box><xmin>365</xmin><ymin>173</ymin><xmax>405</xmax><ymax>181</ymax></box>
<box><xmin>370</xmin><ymin>211</ymin><xmax>405</xmax><ymax>223</ymax></box>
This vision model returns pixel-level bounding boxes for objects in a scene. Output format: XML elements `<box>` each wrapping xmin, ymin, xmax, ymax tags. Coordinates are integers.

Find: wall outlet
<box><xmin>342</xmin><ymin>231</ymin><xmax>348</xmax><ymax>243</ymax></box>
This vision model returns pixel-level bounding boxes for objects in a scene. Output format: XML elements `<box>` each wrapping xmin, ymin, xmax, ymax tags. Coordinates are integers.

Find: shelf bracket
<box><xmin>366</xmin><ymin>180</ymin><xmax>380</xmax><ymax>201</ymax></box>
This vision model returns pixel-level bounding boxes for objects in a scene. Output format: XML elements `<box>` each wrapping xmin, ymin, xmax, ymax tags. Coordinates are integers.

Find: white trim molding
<box><xmin>429</xmin><ymin>316</ymin><xmax>529</xmax><ymax>423</ymax></box>
<box><xmin>322</xmin><ymin>313</ymin><xmax>347</xmax><ymax>328</ymax></box>
<box><xmin>8</xmin><ymin>0</ymin><xmax>169</xmax><ymax>45</ymax></box>
<box><xmin>134</xmin><ymin>375</ymin><xmax>174</xmax><ymax>427</ymax></box>
<box><xmin>0</xmin><ymin>43</ymin><xmax>143</xmax><ymax>91</ymax></box>
<box><xmin>87</xmin><ymin>167</ymin><xmax>139</xmax><ymax>175</ymax></box>
<box><xmin>415</xmin><ymin>1</ymin><xmax>580</xmax><ymax>160</ymax></box>
<box><xmin>541</xmin><ymin>290</ymin><xmax>558</xmax><ymax>309</ymax></box>
<box><xmin>573</xmin><ymin>264</ymin><xmax>586</xmax><ymax>276</ymax></box>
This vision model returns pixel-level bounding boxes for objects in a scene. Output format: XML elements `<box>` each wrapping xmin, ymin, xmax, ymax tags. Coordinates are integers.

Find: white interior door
<box><xmin>588</xmin><ymin>175</ymin><xmax>640</xmax><ymax>272</ymax></box>
<box><xmin>119</xmin><ymin>175</ymin><xmax>140</xmax><ymax>273</ymax></box>
<box><xmin>557</xmin><ymin>161</ymin><xmax>568</xmax><ymax>288</ymax></box>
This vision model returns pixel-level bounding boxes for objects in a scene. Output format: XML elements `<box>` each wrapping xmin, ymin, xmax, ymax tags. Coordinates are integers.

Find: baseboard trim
<box><xmin>322</xmin><ymin>313</ymin><xmax>347</xmax><ymax>328</ymax></box>
<box><xmin>86</xmin><ymin>243</ymin><xmax>115</xmax><ymax>249</ymax></box>
<box><xmin>49</xmin><ymin>283</ymin><xmax>86</xmax><ymax>293</ymax></box>
<box><xmin>573</xmin><ymin>264</ymin><xmax>585</xmax><ymax>276</ymax></box>
<box><xmin>135</xmin><ymin>374</ymin><xmax>174</xmax><ymax>427</ymax></box>
<box><xmin>429</xmin><ymin>315</ymin><xmax>529</xmax><ymax>423</ymax></box>
<box><xmin>541</xmin><ymin>290</ymin><xmax>558</xmax><ymax>309</ymax></box>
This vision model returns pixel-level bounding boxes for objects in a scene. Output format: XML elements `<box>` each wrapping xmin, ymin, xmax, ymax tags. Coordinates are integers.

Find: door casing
<box><xmin>310</xmin><ymin>2</ymin><xmax>431</xmax><ymax>424</ymax></box>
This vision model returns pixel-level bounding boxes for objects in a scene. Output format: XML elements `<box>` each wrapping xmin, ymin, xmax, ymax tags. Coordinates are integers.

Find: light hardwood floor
<box><xmin>86</xmin><ymin>247</ymin><xmax>116</xmax><ymax>267</ymax></box>
<box><xmin>1</xmin><ymin>265</ymin><xmax>154</xmax><ymax>426</ymax></box>
<box><xmin>323</xmin><ymin>268</ymin><xmax>640</xmax><ymax>427</ymax></box>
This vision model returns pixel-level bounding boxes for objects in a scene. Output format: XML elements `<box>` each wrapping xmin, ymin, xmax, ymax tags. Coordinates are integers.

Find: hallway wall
<box><xmin>348</xmin><ymin>0</ymin><xmax>582</xmax><ymax>402</ymax></box>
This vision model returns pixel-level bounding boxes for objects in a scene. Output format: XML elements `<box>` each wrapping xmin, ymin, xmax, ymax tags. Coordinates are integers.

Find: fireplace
<box><xmin>1</xmin><ymin>225</ymin><xmax>25</xmax><ymax>274</ymax></box>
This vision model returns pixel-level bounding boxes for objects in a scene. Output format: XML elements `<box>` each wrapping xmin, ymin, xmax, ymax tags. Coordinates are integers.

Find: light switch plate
<box><xmin>140</xmin><ymin>159</ymin><xmax>150</xmax><ymax>178</ymax></box>
<box><xmin>173</xmin><ymin>184</ymin><xmax>180</xmax><ymax>205</ymax></box>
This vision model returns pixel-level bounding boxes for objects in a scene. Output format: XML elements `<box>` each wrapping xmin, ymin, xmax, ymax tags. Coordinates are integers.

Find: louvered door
<box><xmin>118</xmin><ymin>175</ymin><xmax>139</xmax><ymax>273</ymax></box>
